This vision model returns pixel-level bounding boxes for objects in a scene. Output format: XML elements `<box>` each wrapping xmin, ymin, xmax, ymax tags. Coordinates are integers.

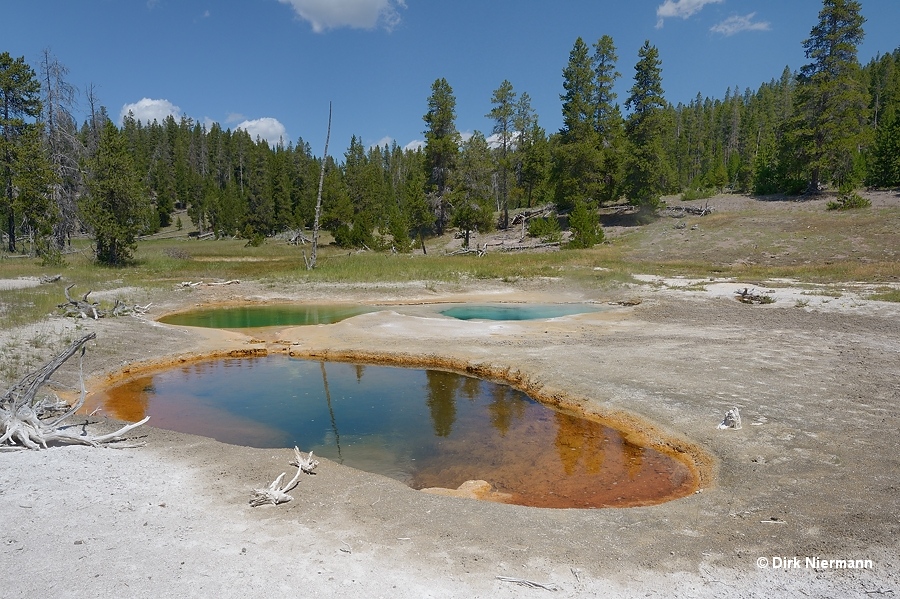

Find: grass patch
<box><xmin>868</xmin><ymin>288</ymin><xmax>900</xmax><ymax>302</ymax></box>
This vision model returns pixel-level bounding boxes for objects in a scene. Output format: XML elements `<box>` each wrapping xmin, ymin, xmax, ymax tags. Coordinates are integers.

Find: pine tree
<box><xmin>487</xmin><ymin>79</ymin><xmax>516</xmax><ymax>229</ymax></box>
<box><xmin>553</xmin><ymin>37</ymin><xmax>603</xmax><ymax>211</ymax></box>
<box><xmin>867</xmin><ymin>112</ymin><xmax>900</xmax><ymax>187</ymax></box>
<box><xmin>450</xmin><ymin>132</ymin><xmax>494</xmax><ymax>249</ymax></box>
<box><xmin>567</xmin><ymin>198</ymin><xmax>603</xmax><ymax>248</ymax></box>
<box><xmin>793</xmin><ymin>0</ymin><xmax>869</xmax><ymax>191</ymax></box>
<box><xmin>80</xmin><ymin>120</ymin><xmax>150</xmax><ymax>265</ymax></box>
<box><xmin>12</xmin><ymin>123</ymin><xmax>57</xmax><ymax>258</ymax></box>
<box><xmin>592</xmin><ymin>35</ymin><xmax>625</xmax><ymax>203</ymax></box>
<box><xmin>0</xmin><ymin>52</ymin><xmax>43</xmax><ymax>252</ymax></box>
<box><xmin>423</xmin><ymin>78</ymin><xmax>460</xmax><ymax>234</ymax></box>
<box><xmin>624</xmin><ymin>40</ymin><xmax>672</xmax><ymax>211</ymax></box>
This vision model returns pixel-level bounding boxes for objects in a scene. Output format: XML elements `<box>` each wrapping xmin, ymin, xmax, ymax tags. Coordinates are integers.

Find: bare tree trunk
<box><xmin>306</xmin><ymin>102</ymin><xmax>331</xmax><ymax>270</ymax></box>
<box><xmin>1</xmin><ymin>333</ymin><xmax>148</xmax><ymax>449</ymax></box>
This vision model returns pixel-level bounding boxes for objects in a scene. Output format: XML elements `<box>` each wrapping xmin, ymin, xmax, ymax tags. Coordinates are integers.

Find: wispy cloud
<box><xmin>710</xmin><ymin>13</ymin><xmax>771</xmax><ymax>36</ymax></box>
<box><xmin>236</xmin><ymin>117</ymin><xmax>288</xmax><ymax>145</ymax></box>
<box><xmin>370</xmin><ymin>136</ymin><xmax>394</xmax><ymax>149</ymax></box>
<box><xmin>277</xmin><ymin>0</ymin><xmax>406</xmax><ymax>33</ymax></box>
<box><xmin>120</xmin><ymin>98</ymin><xmax>180</xmax><ymax>125</ymax></box>
<box><xmin>656</xmin><ymin>0</ymin><xmax>723</xmax><ymax>28</ymax></box>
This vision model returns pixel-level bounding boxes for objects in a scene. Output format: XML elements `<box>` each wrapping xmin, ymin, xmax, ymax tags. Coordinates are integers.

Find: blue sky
<box><xmin>6</xmin><ymin>0</ymin><xmax>900</xmax><ymax>156</ymax></box>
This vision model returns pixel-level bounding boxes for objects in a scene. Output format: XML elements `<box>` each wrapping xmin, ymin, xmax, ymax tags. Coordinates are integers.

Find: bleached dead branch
<box><xmin>0</xmin><ymin>333</ymin><xmax>149</xmax><ymax>449</ymax></box>
<box><xmin>250</xmin><ymin>447</ymin><xmax>319</xmax><ymax>507</ymax></box>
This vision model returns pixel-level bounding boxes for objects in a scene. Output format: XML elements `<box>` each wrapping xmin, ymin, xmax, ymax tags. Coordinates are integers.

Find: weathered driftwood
<box><xmin>250</xmin><ymin>447</ymin><xmax>319</xmax><ymax>507</ymax></box>
<box><xmin>59</xmin><ymin>284</ymin><xmax>101</xmax><ymax>319</ymax></box>
<box><xmin>0</xmin><ymin>333</ymin><xmax>149</xmax><ymax>449</ymax></box>
<box><xmin>287</xmin><ymin>229</ymin><xmax>311</xmax><ymax>245</ymax></box>
<box><xmin>509</xmin><ymin>204</ymin><xmax>554</xmax><ymax>227</ymax></box>
<box><xmin>179</xmin><ymin>280</ymin><xmax>240</xmax><ymax>288</ymax></box>
<box><xmin>498</xmin><ymin>241</ymin><xmax>561</xmax><ymax>252</ymax></box>
<box><xmin>663</xmin><ymin>202</ymin><xmax>714</xmax><ymax>217</ymax></box>
<box><xmin>111</xmin><ymin>299</ymin><xmax>152</xmax><ymax>317</ymax></box>
<box><xmin>448</xmin><ymin>243</ymin><xmax>487</xmax><ymax>257</ymax></box>
<box><xmin>718</xmin><ymin>407</ymin><xmax>742</xmax><ymax>430</ymax></box>
<box><xmin>734</xmin><ymin>287</ymin><xmax>775</xmax><ymax>304</ymax></box>
<box><xmin>58</xmin><ymin>284</ymin><xmax>151</xmax><ymax>318</ymax></box>
<box><xmin>496</xmin><ymin>576</ymin><xmax>561</xmax><ymax>591</ymax></box>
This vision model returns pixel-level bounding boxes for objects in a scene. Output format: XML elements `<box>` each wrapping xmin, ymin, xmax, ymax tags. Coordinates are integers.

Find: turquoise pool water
<box><xmin>440</xmin><ymin>304</ymin><xmax>601</xmax><ymax>321</ymax></box>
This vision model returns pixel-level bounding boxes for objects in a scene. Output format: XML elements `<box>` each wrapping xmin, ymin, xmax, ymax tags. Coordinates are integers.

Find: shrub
<box><xmin>681</xmin><ymin>187</ymin><xmax>715</xmax><ymax>202</ymax></box>
<box><xmin>826</xmin><ymin>192</ymin><xmax>871</xmax><ymax>211</ymax></box>
<box><xmin>527</xmin><ymin>216</ymin><xmax>562</xmax><ymax>243</ymax></box>
<box><xmin>567</xmin><ymin>200</ymin><xmax>604</xmax><ymax>249</ymax></box>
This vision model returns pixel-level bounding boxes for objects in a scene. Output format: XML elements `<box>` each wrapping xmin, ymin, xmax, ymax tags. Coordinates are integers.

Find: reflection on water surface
<box><xmin>159</xmin><ymin>304</ymin><xmax>375</xmax><ymax>328</ymax></box>
<box><xmin>86</xmin><ymin>356</ymin><xmax>694</xmax><ymax>508</ymax></box>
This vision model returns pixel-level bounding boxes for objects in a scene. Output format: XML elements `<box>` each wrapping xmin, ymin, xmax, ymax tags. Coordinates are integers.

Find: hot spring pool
<box><xmin>159</xmin><ymin>304</ymin><xmax>377</xmax><ymax>328</ymax></box>
<box><xmin>86</xmin><ymin>355</ymin><xmax>695</xmax><ymax>508</ymax></box>
<box><xmin>440</xmin><ymin>304</ymin><xmax>603</xmax><ymax>321</ymax></box>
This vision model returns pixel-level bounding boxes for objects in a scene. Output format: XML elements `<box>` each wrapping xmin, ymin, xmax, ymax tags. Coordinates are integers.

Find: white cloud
<box><xmin>370</xmin><ymin>136</ymin><xmax>394</xmax><ymax>149</ymax></box>
<box><xmin>225</xmin><ymin>112</ymin><xmax>247</xmax><ymax>124</ymax></box>
<box><xmin>277</xmin><ymin>0</ymin><xmax>406</xmax><ymax>33</ymax></box>
<box><xmin>120</xmin><ymin>98</ymin><xmax>181</xmax><ymax>125</ymax></box>
<box><xmin>656</xmin><ymin>0</ymin><xmax>723</xmax><ymax>28</ymax></box>
<box><xmin>710</xmin><ymin>13</ymin><xmax>771</xmax><ymax>36</ymax></box>
<box><xmin>235</xmin><ymin>117</ymin><xmax>288</xmax><ymax>145</ymax></box>
<box><xmin>404</xmin><ymin>139</ymin><xmax>425</xmax><ymax>151</ymax></box>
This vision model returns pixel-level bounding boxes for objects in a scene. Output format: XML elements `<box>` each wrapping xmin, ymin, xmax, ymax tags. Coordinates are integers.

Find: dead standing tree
<box><xmin>304</xmin><ymin>102</ymin><xmax>332</xmax><ymax>271</ymax></box>
<box><xmin>0</xmin><ymin>333</ymin><xmax>148</xmax><ymax>449</ymax></box>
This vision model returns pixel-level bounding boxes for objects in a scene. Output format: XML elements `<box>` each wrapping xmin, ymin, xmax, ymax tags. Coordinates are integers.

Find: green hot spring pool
<box><xmin>159</xmin><ymin>304</ymin><xmax>377</xmax><ymax>328</ymax></box>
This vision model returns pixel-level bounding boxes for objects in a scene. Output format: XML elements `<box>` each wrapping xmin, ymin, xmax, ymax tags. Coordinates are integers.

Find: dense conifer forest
<box><xmin>1</xmin><ymin>0</ymin><xmax>898</xmax><ymax>265</ymax></box>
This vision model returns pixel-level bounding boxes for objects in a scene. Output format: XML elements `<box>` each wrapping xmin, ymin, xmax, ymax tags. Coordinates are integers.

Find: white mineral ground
<box><xmin>2</xmin><ymin>270</ymin><xmax>899</xmax><ymax>597</ymax></box>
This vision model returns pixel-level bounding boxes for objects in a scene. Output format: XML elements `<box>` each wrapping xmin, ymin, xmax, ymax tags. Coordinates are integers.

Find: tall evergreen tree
<box><xmin>0</xmin><ymin>52</ymin><xmax>42</xmax><ymax>252</ymax></box>
<box><xmin>553</xmin><ymin>37</ymin><xmax>603</xmax><ymax>210</ymax></box>
<box><xmin>592</xmin><ymin>35</ymin><xmax>626</xmax><ymax>203</ymax></box>
<box><xmin>80</xmin><ymin>120</ymin><xmax>150</xmax><ymax>265</ymax></box>
<box><xmin>487</xmin><ymin>79</ymin><xmax>516</xmax><ymax>229</ymax></box>
<box><xmin>624</xmin><ymin>40</ymin><xmax>672</xmax><ymax>211</ymax></box>
<box><xmin>423</xmin><ymin>78</ymin><xmax>460</xmax><ymax>234</ymax></box>
<box><xmin>450</xmin><ymin>131</ymin><xmax>494</xmax><ymax>249</ymax></box>
<box><xmin>793</xmin><ymin>0</ymin><xmax>868</xmax><ymax>191</ymax></box>
<box><xmin>12</xmin><ymin>123</ymin><xmax>57</xmax><ymax>258</ymax></box>
<box><xmin>867</xmin><ymin>112</ymin><xmax>900</xmax><ymax>187</ymax></box>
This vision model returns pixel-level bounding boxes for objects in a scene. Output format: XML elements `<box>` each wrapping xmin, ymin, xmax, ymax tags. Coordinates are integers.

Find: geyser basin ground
<box><xmin>84</xmin><ymin>355</ymin><xmax>696</xmax><ymax>509</ymax></box>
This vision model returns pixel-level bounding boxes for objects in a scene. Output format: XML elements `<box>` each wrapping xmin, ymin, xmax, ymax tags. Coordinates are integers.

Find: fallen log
<box><xmin>58</xmin><ymin>285</ymin><xmax>151</xmax><ymax>318</ymax></box>
<box><xmin>663</xmin><ymin>202</ymin><xmax>714</xmax><ymax>217</ymax></box>
<box><xmin>734</xmin><ymin>287</ymin><xmax>775</xmax><ymax>304</ymax></box>
<box><xmin>58</xmin><ymin>284</ymin><xmax>102</xmax><ymax>319</ymax></box>
<box><xmin>498</xmin><ymin>241</ymin><xmax>561</xmax><ymax>252</ymax></box>
<box><xmin>0</xmin><ymin>333</ymin><xmax>149</xmax><ymax>449</ymax></box>
<box><xmin>179</xmin><ymin>280</ymin><xmax>240</xmax><ymax>288</ymax></box>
